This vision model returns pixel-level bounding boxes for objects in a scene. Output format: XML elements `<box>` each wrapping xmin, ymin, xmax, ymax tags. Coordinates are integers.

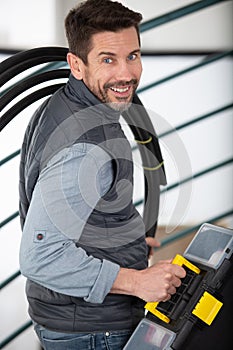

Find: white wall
<box><xmin>123</xmin><ymin>0</ymin><xmax>233</xmax><ymax>51</ymax></box>
<box><xmin>0</xmin><ymin>0</ymin><xmax>232</xmax><ymax>51</ymax></box>
<box><xmin>0</xmin><ymin>0</ymin><xmax>57</xmax><ymax>50</ymax></box>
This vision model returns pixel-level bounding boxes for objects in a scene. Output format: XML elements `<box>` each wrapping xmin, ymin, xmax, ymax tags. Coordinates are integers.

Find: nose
<box><xmin>115</xmin><ymin>61</ymin><xmax>134</xmax><ymax>82</ymax></box>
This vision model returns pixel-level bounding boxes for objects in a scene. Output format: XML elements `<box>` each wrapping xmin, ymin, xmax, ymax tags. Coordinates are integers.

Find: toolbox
<box><xmin>124</xmin><ymin>223</ymin><xmax>233</xmax><ymax>350</ymax></box>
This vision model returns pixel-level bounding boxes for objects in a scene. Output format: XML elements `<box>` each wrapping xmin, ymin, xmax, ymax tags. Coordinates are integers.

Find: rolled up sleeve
<box><xmin>85</xmin><ymin>259</ymin><xmax>120</xmax><ymax>303</ymax></box>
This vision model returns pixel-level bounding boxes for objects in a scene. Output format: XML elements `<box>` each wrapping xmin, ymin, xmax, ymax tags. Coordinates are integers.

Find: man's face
<box><xmin>79</xmin><ymin>27</ymin><xmax>142</xmax><ymax>111</ymax></box>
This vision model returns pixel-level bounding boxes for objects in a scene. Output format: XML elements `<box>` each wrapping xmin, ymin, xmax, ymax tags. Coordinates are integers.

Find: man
<box><xmin>19</xmin><ymin>1</ymin><xmax>185</xmax><ymax>349</ymax></box>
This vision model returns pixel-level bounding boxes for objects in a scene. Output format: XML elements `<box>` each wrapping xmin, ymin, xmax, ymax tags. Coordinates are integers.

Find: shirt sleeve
<box><xmin>19</xmin><ymin>142</ymin><xmax>120</xmax><ymax>303</ymax></box>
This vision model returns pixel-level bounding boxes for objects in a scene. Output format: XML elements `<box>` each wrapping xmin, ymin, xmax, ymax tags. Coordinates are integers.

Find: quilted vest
<box><xmin>20</xmin><ymin>75</ymin><xmax>148</xmax><ymax>332</ymax></box>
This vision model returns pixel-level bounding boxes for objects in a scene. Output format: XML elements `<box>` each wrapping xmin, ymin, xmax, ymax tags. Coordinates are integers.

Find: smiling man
<box><xmin>19</xmin><ymin>1</ymin><xmax>185</xmax><ymax>349</ymax></box>
<box><xmin>67</xmin><ymin>26</ymin><xmax>142</xmax><ymax>112</ymax></box>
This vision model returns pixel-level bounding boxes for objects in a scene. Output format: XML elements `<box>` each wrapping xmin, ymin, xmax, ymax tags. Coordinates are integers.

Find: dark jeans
<box><xmin>34</xmin><ymin>324</ymin><xmax>132</xmax><ymax>350</ymax></box>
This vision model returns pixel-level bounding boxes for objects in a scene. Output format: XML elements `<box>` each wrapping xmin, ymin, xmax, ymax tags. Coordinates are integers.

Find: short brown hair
<box><xmin>65</xmin><ymin>0</ymin><xmax>142</xmax><ymax>64</ymax></box>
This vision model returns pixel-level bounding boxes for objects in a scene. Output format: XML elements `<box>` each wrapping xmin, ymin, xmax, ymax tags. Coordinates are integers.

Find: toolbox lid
<box><xmin>184</xmin><ymin>223</ymin><xmax>233</xmax><ymax>269</ymax></box>
<box><xmin>123</xmin><ymin>318</ymin><xmax>175</xmax><ymax>350</ymax></box>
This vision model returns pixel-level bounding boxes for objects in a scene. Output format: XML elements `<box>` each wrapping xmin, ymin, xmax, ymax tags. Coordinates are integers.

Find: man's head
<box><xmin>65</xmin><ymin>0</ymin><xmax>143</xmax><ymax>111</ymax></box>
<box><xmin>65</xmin><ymin>0</ymin><xmax>142</xmax><ymax>64</ymax></box>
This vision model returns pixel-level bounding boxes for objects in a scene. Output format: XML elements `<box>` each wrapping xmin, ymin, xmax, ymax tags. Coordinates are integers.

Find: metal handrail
<box><xmin>160</xmin><ymin>209</ymin><xmax>233</xmax><ymax>247</ymax></box>
<box><xmin>0</xmin><ymin>149</ymin><xmax>20</xmax><ymax>167</ymax></box>
<box><xmin>162</xmin><ymin>158</ymin><xmax>233</xmax><ymax>193</ymax></box>
<box><xmin>131</xmin><ymin>102</ymin><xmax>233</xmax><ymax>152</ymax></box>
<box><xmin>0</xmin><ymin>211</ymin><xmax>19</xmax><ymax>229</ymax></box>
<box><xmin>137</xmin><ymin>51</ymin><xmax>233</xmax><ymax>94</ymax></box>
<box><xmin>134</xmin><ymin>157</ymin><xmax>233</xmax><ymax>207</ymax></box>
<box><xmin>159</xmin><ymin>103</ymin><xmax>233</xmax><ymax>138</ymax></box>
<box><xmin>140</xmin><ymin>0</ymin><xmax>225</xmax><ymax>33</ymax></box>
<box><xmin>0</xmin><ymin>270</ymin><xmax>20</xmax><ymax>290</ymax></box>
<box><xmin>0</xmin><ymin>320</ymin><xmax>32</xmax><ymax>349</ymax></box>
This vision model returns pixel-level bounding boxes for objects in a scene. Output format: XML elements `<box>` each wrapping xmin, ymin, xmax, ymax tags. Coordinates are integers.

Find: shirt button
<box><xmin>105</xmin><ymin>331</ymin><xmax>110</xmax><ymax>337</ymax></box>
<box><xmin>37</xmin><ymin>233</ymin><xmax>44</xmax><ymax>240</ymax></box>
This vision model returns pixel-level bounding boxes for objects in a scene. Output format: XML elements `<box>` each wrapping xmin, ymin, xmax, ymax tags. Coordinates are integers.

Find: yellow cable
<box><xmin>143</xmin><ymin>161</ymin><xmax>164</xmax><ymax>171</ymax></box>
<box><xmin>135</xmin><ymin>136</ymin><xmax>152</xmax><ymax>145</ymax></box>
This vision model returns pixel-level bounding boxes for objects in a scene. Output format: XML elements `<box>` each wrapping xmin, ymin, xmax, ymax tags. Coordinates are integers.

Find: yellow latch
<box><xmin>172</xmin><ymin>254</ymin><xmax>201</xmax><ymax>274</ymax></box>
<box><xmin>145</xmin><ymin>302</ymin><xmax>170</xmax><ymax>323</ymax></box>
<box><xmin>192</xmin><ymin>291</ymin><xmax>223</xmax><ymax>325</ymax></box>
<box><xmin>145</xmin><ymin>254</ymin><xmax>200</xmax><ymax>323</ymax></box>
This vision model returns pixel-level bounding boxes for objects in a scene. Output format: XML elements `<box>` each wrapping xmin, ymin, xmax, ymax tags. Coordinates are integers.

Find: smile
<box><xmin>110</xmin><ymin>86</ymin><xmax>130</xmax><ymax>93</ymax></box>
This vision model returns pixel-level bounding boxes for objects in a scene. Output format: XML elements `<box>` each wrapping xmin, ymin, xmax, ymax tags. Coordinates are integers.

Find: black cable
<box><xmin>0</xmin><ymin>69</ymin><xmax>70</xmax><ymax>112</ymax></box>
<box><xmin>0</xmin><ymin>47</ymin><xmax>68</xmax><ymax>87</ymax></box>
<box><xmin>0</xmin><ymin>84</ymin><xmax>64</xmax><ymax>131</ymax></box>
<box><xmin>123</xmin><ymin>95</ymin><xmax>166</xmax><ymax>237</ymax></box>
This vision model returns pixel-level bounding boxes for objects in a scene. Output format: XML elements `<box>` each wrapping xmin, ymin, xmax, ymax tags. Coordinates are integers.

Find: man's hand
<box><xmin>132</xmin><ymin>260</ymin><xmax>186</xmax><ymax>302</ymax></box>
<box><xmin>145</xmin><ymin>236</ymin><xmax>161</xmax><ymax>259</ymax></box>
<box><xmin>110</xmin><ymin>260</ymin><xmax>186</xmax><ymax>303</ymax></box>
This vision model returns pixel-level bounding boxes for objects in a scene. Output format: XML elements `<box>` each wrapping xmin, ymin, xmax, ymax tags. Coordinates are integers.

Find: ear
<box><xmin>67</xmin><ymin>52</ymin><xmax>84</xmax><ymax>80</ymax></box>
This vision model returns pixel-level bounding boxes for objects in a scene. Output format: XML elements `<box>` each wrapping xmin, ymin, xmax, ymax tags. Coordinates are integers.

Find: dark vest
<box><xmin>20</xmin><ymin>75</ymin><xmax>148</xmax><ymax>333</ymax></box>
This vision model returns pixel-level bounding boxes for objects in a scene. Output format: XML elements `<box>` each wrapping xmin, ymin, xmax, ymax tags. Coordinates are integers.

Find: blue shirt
<box><xmin>19</xmin><ymin>142</ymin><xmax>120</xmax><ymax>304</ymax></box>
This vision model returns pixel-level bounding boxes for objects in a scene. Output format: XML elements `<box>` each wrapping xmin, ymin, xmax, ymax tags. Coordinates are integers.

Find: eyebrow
<box><xmin>98</xmin><ymin>49</ymin><xmax>141</xmax><ymax>57</ymax></box>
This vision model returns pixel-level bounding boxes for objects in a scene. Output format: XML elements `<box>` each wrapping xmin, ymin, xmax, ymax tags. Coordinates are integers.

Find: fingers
<box><xmin>145</xmin><ymin>237</ymin><xmax>161</xmax><ymax>248</ymax></box>
<box><xmin>163</xmin><ymin>293</ymin><xmax>172</xmax><ymax>302</ymax></box>
<box><xmin>167</xmin><ymin>285</ymin><xmax>177</xmax><ymax>295</ymax></box>
<box><xmin>145</xmin><ymin>238</ymin><xmax>161</xmax><ymax>260</ymax></box>
<box><xmin>156</xmin><ymin>260</ymin><xmax>186</xmax><ymax>279</ymax></box>
<box><xmin>172</xmin><ymin>275</ymin><xmax>182</xmax><ymax>288</ymax></box>
<box><xmin>159</xmin><ymin>285</ymin><xmax>177</xmax><ymax>302</ymax></box>
<box><xmin>163</xmin><ymin>263</ymin><xmax>186</xmax><ymax>279</ymax></box>
<box><xmin>157</xmin><ymin>259</ymin><xmax>173</xmax><ymax>264</ymax></box>
<box><xmin>138</xmin><ymin>260</ymin><xmax>186</xmax><ymax>303</ymax></box>
<box><xmin>174</xmin><ymin>265</ymin><xmax>186</xmax><ymax>278</ymax></box>
<box><xmin>164</xmin><ymin>273</ymin><xmax>181</xmax><ymax>288</ymax></box>
<box><xmin>160</xmin><ymin>271</ymin><xmax>183</xmax><ymax>301</ymax></box>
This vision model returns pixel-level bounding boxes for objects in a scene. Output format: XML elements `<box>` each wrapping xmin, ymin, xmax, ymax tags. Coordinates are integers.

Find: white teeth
<box><xmin>110</xmin><ymin>87</ymin><xmax>129</xmax><ymax>93</ymax></box>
